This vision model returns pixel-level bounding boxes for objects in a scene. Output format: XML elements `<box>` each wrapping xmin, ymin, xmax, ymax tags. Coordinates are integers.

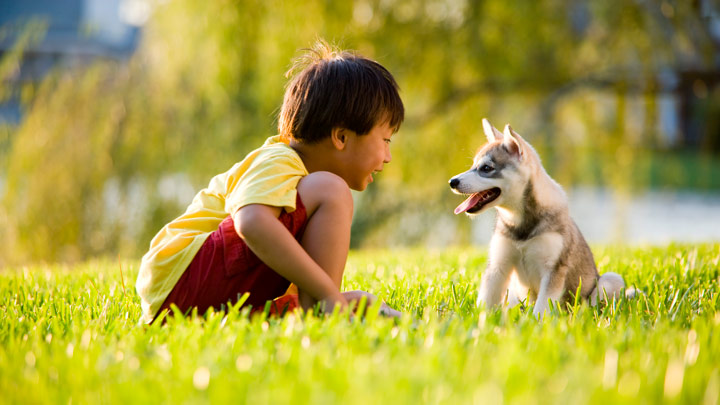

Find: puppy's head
<box><xmin>449</xmin><ymin>119</ymin><xmax>531</xmax><ymax>216</ymax></box>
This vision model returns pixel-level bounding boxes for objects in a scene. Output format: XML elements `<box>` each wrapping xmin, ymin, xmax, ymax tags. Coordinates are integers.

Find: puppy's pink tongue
<box><xmin>454</xmin><ymin>193</ymin><xmax>482</xmax><ymax>214</ymax></box>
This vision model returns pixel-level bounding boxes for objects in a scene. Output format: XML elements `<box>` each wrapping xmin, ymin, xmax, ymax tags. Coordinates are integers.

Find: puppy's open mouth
<box><xmin>454</xmin><ymin>188</ymin><xmax>501</xmax><ymax>214</ymax></box>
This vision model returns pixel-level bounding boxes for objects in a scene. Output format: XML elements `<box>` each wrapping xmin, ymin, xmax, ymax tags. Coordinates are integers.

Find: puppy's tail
<box><xmin>589</xmin><ymin>272</ymin><xmax>637</xmax><ymax>306</ymax></box>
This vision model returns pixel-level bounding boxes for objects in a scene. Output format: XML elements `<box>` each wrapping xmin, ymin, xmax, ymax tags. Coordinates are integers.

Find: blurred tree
<box><xmin>0</xmin><ymin>0</ymin><xmax>717</xmax><ymax>263</ymax></box>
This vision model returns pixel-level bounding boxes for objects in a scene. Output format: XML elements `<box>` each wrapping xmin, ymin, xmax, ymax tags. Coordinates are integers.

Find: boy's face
<box><xmin>341</xmin><ymin>121</ymin><xmax>394</xmax><ymax>191</ymax></box>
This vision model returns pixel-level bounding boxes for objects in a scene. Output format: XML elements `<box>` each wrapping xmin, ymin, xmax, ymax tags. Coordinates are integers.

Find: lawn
<box><xmin>1</xmin><ymin>244</ymin><xmax>719</xmax><ymax>404</ymax></box>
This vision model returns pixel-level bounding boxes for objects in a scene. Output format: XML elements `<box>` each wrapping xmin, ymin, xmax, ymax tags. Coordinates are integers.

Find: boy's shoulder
<box><xmin>260</xmin><ymin>134</ymin><xmax>291</xmax><ymax>149</ymax></box>
<box><xmin>251</xmin><ymin>135</ymin><xmax>304</xmax><ymax>167</ymax></box>
<box><xmin>223</xmin><ymin>135</ymin><xmax>307</xmax><ymax>180</ymax></box>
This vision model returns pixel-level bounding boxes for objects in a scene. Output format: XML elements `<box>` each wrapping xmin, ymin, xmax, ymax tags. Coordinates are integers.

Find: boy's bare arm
<box><xmin>233</xmin><ymin>204</ymin><xmax>348</xmax><ymax>309</ymax></box>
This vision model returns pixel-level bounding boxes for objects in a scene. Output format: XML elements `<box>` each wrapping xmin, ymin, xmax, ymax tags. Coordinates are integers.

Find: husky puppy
<box><xmin>449</xmin><ymin>119</ymin><xmax>628</xmax><ymax>317</ymax></box>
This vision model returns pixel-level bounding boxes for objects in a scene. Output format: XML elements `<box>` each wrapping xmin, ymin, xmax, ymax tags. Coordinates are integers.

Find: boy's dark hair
<box><xmin>278</xmin><ymin>40</ymin><xmax>404</xmax><ymax>143</ymax></box>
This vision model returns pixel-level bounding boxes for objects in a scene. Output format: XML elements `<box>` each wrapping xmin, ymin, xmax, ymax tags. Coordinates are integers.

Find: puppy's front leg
<box><xmin>477</xmin><ymin>236</ymin><xmax>517</xmax><ymax>309</ymax></box>
<box><xmin>506</xmin><ymin>273</ymin><xmax>528</xmax><ymax>308</ymax></box>
<box><xmin>533</xmin><ymin>270</ymin><xmax>566</xmax><ymax>319</ymax></box>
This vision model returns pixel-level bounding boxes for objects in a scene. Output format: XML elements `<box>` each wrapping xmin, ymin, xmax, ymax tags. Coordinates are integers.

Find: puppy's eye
<box><xmin>479</xmin><ymin>164</ymin><xmax>494</xmax><ymax>173</ymax></box>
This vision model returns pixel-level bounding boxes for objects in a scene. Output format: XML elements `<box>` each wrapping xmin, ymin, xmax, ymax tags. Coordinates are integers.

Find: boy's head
<box><xmin>278</xmin><ymin>40</ymin><xmax>404</xmax><ymax>143</ymax></box>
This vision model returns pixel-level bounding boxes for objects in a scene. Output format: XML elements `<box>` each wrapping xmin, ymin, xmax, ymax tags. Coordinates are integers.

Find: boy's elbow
<box><xmin>233</xmin><ymin>204</ymin><xmax>278</xmax><ymax>241</ymax></box>
<box><xmin>233</xmin><ymin>206</ymin><xmax>262</xmax><ymax>240</ymax></box>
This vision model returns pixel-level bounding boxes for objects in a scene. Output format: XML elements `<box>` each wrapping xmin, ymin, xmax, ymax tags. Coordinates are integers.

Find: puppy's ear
<box><xmin>503</xmin><ymin>124</ymin><xmax>523</xmax><ymax>159</ymax></box>
<box><xmin>482</xmin><ymin>118</ymin><xmax>503</xmax><ymax>143</ymax></box>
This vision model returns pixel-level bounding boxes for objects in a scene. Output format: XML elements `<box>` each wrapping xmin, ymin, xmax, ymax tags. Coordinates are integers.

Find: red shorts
<box><xmin>153</xmin><ymin>195</ymin><xmax>307</xmax><ymax>322</ymax></box>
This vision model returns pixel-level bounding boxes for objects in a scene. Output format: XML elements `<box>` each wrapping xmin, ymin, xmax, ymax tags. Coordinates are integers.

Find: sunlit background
<box><xmin>1</xmin><ymin>0</ymin><xmax>719</xmax><ymax>264</ymax></box>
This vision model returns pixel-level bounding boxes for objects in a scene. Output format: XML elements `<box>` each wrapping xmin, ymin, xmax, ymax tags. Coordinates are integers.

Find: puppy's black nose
<box><xmin>449</xmin><ymin>178</ymin><xmax>459</xmax><ymax>188</ymax></box>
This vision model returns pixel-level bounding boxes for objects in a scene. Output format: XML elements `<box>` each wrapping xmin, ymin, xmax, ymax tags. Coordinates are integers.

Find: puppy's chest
<box><xmin>507</xmin><ymin>233</ymin><xmax>564</xmax><ymax>287</ymax></box>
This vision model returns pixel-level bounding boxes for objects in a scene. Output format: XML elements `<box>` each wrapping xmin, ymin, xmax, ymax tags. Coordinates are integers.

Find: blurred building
<box><xmin>0</xmin><ymin>0</ymin><xmax>147</xmax><ymax>124</ymax></box>
<box><xmin>672</xmin><ymin>0</ymin><xmax>720</xmax><ymax>150</ymax></box>
<box><xmin>569</xmin><ymin>0</ymin><xmax>720</xmax><ymax>150</ymax></box>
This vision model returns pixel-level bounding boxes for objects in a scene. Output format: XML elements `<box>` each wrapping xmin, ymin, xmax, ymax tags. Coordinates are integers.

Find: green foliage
<box><xmin>1</xmin><ymin>0</ymin><xmax>718</xmax><ymax>262</ymax></box>
<box><xmin>1</xmin><ymin>244</ymin><xmax>719</xmax><ymax>403</ymax></box>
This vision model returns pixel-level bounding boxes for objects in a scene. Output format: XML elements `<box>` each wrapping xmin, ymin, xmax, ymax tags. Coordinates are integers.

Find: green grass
<box><xmin>1</xmin><ymin>244</ymin><xmax>719</xmax><ymax>404</ymax></box>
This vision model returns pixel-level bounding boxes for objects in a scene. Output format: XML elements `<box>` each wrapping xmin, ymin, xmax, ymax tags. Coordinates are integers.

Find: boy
<box><xmin>136</xmin><ymin>41</ymin><xmax>404</xmax><ymax>324</ymax></box>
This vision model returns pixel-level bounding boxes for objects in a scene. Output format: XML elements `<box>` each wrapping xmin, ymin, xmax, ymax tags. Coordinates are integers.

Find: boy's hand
<box><xmin>342</xmin><ymin>290</ymin><xmax>402</xmax><ymax>318</ymax></box>
<box><xmin>378</xmin><ymin>302</ymin><xmax>403</xmax><ymax>318</ymax></box>
<box><xmin>317</xmin><ymin>292</ymin><xmax>349</xmax><ymax>314</ymax></box>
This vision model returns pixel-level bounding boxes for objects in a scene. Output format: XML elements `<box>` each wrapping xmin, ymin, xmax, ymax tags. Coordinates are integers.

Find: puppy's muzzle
<box><xmin>449</xmin><ymin>177</ymin><xmax>460</xmax><ymax>189</ymax></box>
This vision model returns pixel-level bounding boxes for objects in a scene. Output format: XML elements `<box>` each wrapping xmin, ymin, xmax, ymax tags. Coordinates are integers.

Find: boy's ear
<box><xmin>331</xmin><ymin>127</ymin><xmax>350</xmax><ymax>151</ymax></box>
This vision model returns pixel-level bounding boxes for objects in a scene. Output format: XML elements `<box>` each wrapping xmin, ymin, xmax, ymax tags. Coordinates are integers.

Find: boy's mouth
<box><xmin>454</xmin><ymin>188</ymin><xmax>501</xmax><ymax>214</ymax></box>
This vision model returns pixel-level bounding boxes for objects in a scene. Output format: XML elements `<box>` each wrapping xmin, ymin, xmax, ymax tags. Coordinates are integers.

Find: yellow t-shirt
<box><xmin>135</xmin><ymin>135</ymin><xmax>308</xmax><ymax>324</ymax></box>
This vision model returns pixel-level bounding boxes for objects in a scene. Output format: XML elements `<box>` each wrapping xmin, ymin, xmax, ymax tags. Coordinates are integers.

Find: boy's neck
<box><xmin>290</xmin><ymin>139</ymin><xmax>339</xmax><ymax>174</ymax></box>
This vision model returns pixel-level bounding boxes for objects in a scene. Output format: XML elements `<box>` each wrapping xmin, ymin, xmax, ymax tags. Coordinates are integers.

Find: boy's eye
<box><xmin>479</xmin><ymin>164</ymin><xmax>494</xmax><ymax>173</ymax></box>
<box><xmin>384</xmin><ymin>138</ymin><xmax>392</xmax><ymax>144</ymax></box>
